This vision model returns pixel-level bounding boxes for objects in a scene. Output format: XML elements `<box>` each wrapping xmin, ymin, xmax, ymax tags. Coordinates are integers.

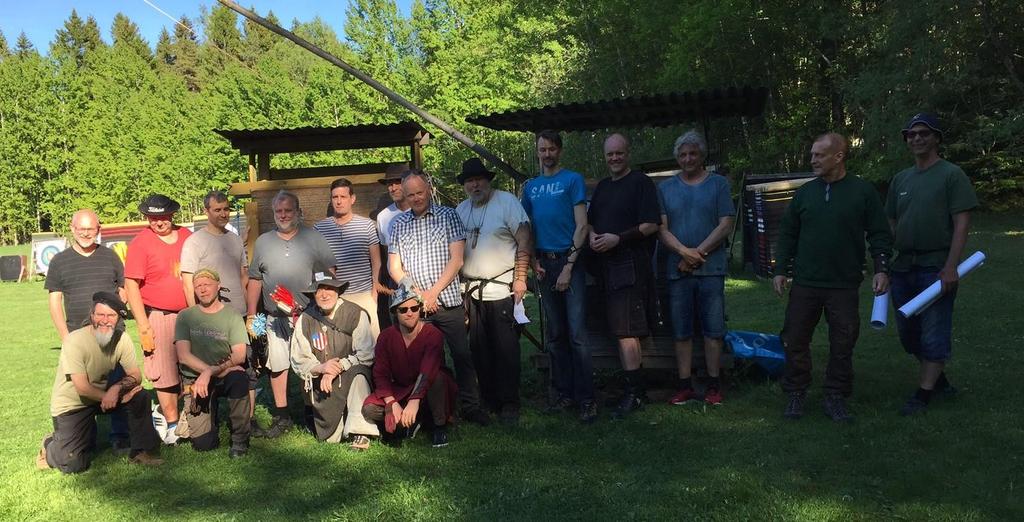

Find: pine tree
<box><xmin>111</xmin><ymin>13</ymin><xmax>152</xmax><ymax>62</ymax></box>
<box><xmin>51</xmin><ymin>10</ymin><xmax>105</xmax><ymax>65</ymax></box>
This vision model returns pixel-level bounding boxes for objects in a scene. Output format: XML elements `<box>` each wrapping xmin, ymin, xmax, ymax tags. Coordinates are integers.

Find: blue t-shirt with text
<box><xmin>521</xmin><ymin>169</ymin><xmax>587</xmax><ymax>252</ymax></box>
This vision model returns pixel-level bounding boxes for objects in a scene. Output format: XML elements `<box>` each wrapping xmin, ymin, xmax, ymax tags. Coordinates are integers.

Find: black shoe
<box><xmin>499</xmin><ymin>405</ymin><xmax>520</xmax><ymax>426</ymax></box>
<box><xmin>612</xmin><ymin>391</ymin><xmax>644</xmax><ymax>419</ymax></box>
<box><xmin>431</xmin><ymin>427</ymin><xmax>449</xmax><ymax>448</ymax></box>
<box><xmin>228</xmin><ymin>445</ymin><xmax>248</xmax><ymax>458</ymax></box>
<box><xmin>463</xmin><ymin>409</ymin><xmax>492</xmax><ymax>427</ymax></box>
<box><xmin>263</xmin><ymin>415</ymin><xmax>294</xmax><ymax>439</ymax></box>
<box><xmin>544</xmin><ymin>396</ymin><xmax>575</xmax><ymax>414</ymax></box>
<box><xmin>578</xmin><ymin>400</ymin><xmax>598</xmax><ymax>424</ymax></box>
<box><xmin>823</xmin><ymin>395</ymin><xmax>854</xmax><ymax>422</ymax></box>
<box><xmin>899</xmin><ymin>396</ymin><xmax>929</xmax><ymax>416</ymax></box>
<box><xmin>783</xmin><ymin>391</ymin><xmax>806</xmax><ymax>419</ymax></box>
<box><xmin>250</xmin><ymin>419</ymin><xmax>269</xmax><ymax>438</ymax></box>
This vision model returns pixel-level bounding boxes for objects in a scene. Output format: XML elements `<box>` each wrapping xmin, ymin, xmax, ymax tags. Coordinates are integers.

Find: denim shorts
<box><xmin>890</xmin><ymin>268</ymin><xmax>956</xmax><ymax>362</ymax></box>
<box><xmin>668</xmin><ymin>275</ymin><xmax>726</xmax><ymax>340</ymax></box>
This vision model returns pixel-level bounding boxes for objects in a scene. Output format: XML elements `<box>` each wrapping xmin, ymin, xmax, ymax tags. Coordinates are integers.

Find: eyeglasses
<box><xmin>396</xmin><ymin>304</ymin><xmax>422</xmax><ymax>314</ymax></box>
<box><xmin>905</xmin><ymin>130</ymin><xmax>933</xmax><ymax>140</ymax></box>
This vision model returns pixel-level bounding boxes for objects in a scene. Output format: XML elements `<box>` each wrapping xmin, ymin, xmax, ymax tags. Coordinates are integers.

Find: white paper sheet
<box><xmin>897</xmin><ymin>251</ymin><xmax>986</xmax><ymax>318</ymax></box>
<box><xmin>870</xmin><ymin>292</ymin><xmax>889</xmax><ymax>330</ymax></box>
<box><xmin>513</xmin><ymin>300</ymin><xmax>530</xmax><ymax>324</ymax></box>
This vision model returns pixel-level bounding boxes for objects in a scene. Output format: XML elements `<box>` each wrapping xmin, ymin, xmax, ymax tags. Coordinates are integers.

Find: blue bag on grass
<box><xmin>725</xmin><ymin>330</ymin><xmax>786</xmax><ymax>377</ymax></box>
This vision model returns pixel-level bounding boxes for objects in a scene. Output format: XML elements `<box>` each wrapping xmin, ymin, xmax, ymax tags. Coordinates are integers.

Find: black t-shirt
<box><xmin>44</xmin><ymin>245</ymin><xmax>124</xmax><ymax>330</ymax></box>
<box><xmin>588</xmin><ymin>169</ymin><xmax>661</xmax><ymax>239</ymax></box>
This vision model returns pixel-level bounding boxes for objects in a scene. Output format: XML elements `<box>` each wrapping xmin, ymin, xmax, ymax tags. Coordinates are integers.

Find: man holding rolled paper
<box><xmin>773</xmin><ymin>132</ymin><xmax>892</xmax><ymax>422</ymax></box>
<box><xmin>887</xmin><ymin>113</ymin><xmax>978</xmax><ymax>416</ymax></box>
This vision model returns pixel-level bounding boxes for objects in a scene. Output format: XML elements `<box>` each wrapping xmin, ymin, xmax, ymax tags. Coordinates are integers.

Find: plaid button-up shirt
<box><xmin>388</xmin><ymin>204</ymin><xmax>467</xmax><ymax>307</ymax></box>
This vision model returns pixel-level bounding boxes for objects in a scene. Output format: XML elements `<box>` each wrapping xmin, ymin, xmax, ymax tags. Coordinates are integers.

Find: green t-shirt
<box><xmin>886</xmin><ymin>159</ymin><xmax>978</xmax><ymax>271</ymax></box>
<box><xmin>774</xmin><ymin>174</ymin><xmax>893</xmax><ymax>289</ymax></box>
<box><xmin>50</xmin><ymin>326</ymin><xmax>137</xmax><ymax>417</ymax></box>
<box><xmin>174</xmin><ymin>305</ymin><xmax>248</xmax><ymax>379</ymax></box>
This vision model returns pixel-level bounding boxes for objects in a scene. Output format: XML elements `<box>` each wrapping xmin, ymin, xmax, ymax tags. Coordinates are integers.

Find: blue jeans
<box><xmin>668</xmin><ymin>276</ymin><xmax>726</xmax><ymax>340</ymax></box>
<box><xmin>537</xmin><ymin>254</ymin><xmax>593</xmax><ymax>403</ymax></box>
<box><xmin>890</xmin><ymin>268</ymin><xmax>956</xmax><ymax>362</ymax></box>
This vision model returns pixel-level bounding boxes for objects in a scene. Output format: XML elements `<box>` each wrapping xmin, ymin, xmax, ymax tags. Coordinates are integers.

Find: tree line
<box><xmin>1</xmin><ymin>0</ymin><xmax>1021</xmax><ymax>244</ymax></box>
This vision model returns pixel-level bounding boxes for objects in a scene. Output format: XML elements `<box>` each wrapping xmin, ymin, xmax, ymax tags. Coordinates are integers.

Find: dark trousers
<box><xmin>781</xmin><ymin>284</ymin><xmax>860</xmax><ymax>397</ymax></box>
<box><xmin>45</xmin><ymin>390</ymin><xmax>160</xmax><ymax>474</ymax></box>
<box><xmin>537</xmin><ymin>255</ymin><xmax>593</xmax><ymax>402</ymax></box>
<box><xmin>107</xmin><ymin>363</ymin><xmax>129</xmax><ymax>440</ymax></box>
<box><xmin>183</xmin><ymin>370</ymin><xmax>251</xmax><ymax>451</ymax></box>
<box><xmin>425</xmin><ymin>304</ymin><xmax>481</xmax><ymax>412</ymax></box>
<box><xmin>467</xmin><ymin>295</ymin><xmax>521</xmax><ymax>411</ymax></box>
<box><xmin>362</xmin><ymin>378</ymin><xmax>449</xmax><ymax>427</ymax></box>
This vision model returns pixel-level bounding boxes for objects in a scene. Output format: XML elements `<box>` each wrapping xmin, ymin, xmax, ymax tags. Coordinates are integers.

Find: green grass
<box><xmin>2</xmin><ymin>212</ymin><xmax>1023</xmax><ymax>521</ymax></box>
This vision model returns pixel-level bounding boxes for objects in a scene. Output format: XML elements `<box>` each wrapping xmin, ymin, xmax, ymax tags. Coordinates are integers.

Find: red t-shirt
<box><xmin>125</xmin><ymin>226</ymin><xmax>192</xmax><ymax>312</ymax></box>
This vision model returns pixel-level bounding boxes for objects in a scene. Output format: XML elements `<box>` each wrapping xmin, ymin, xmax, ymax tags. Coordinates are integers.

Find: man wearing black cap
<box><xmin>125</xmin><ymin>194</ymin><xmax>191</xmax><ymax>444</ymax></box>
<box><xmin>39</xmin><ymin>292</ymin><xmax>163</xmax><ymax>473</ymax></box>
<box><xmin>455</xmin><ymin>158</ymin><xmax>532</xmax><ymax>424</ymax></box>
<box><xmin>290</xmin><ymin>273</ymin><xmax>379</xmax><ymax>450</ymax></box>
<box><xmin>886</xmin><ymin>113</ymin><xmax>978</xmax><ymax>416</ymax></box>
<box><xmin>174</xmin><ymin>269</ymin><xmax>251</xmax><ymax>457</ymax></box>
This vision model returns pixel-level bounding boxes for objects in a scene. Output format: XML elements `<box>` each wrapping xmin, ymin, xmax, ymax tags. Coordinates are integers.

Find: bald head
<box><xmin>70</xmin><ymin>209</ymin><xmax>100</xmax><ymax>251</ymax></box>
<box><xmin>810</xmin><ymin>132</ymin><xmax>849</xmax><ymax>180</ymax></box>
<box><xmin>604</xmin><ymin>133</ymin><xmax>631</xmax><ymax>177</ymax></box>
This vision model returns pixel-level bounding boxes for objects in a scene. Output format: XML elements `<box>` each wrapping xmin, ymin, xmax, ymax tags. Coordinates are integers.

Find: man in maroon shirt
<box><xmin>362</xmin><ymin>288</ymin><xmax>456</xmax><ymax>448</ymax></box>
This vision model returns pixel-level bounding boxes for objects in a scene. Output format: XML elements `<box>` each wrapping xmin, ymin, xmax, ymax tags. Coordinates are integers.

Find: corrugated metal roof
<box><xmin>214</xmin><ymin>121</ymin><xmax>430</xmax><ymax>154</ymax></box>
<box><xmin>466</xmin><ymin>87</ymin><xmax>768</xmax><ymax>132</ymax></box>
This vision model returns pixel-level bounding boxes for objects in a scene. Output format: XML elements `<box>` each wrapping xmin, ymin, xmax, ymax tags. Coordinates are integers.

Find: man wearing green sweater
<box><xmin>773</xmin><ymin>133</ymin><xmax>892</xmax><ymax>422</ymax></box>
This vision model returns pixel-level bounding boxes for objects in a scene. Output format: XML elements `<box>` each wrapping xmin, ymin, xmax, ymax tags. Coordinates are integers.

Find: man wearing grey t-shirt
<box><xmin>181</xmin><ymin>191</ymin><xmax>248</xmax><ymax>316</ymax></box>
<box><xmin>245</xmin><ymin>191</ymin><xmax>334</xmax><ymax>438</ymax></box>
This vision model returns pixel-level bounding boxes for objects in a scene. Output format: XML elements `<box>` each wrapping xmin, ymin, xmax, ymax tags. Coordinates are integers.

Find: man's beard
<box><xmin>93</xmin><ymin>328</ymin><xmax>114</xmax><ymax>347</ymax></box>
<box><xmin>275</xmin><ymin>218</ymin><xmax>298</xmax><ymax>232</ymax></box>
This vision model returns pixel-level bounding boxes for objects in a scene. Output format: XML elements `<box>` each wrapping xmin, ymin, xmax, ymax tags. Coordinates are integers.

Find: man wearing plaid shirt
<box><xmin>388</xmin><ymin>172</ymin><xmax>490</xmax><ymax>426</ymax></box>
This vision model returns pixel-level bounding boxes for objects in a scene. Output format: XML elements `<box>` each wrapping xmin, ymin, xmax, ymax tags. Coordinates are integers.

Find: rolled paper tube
<box><xmin>897</xmin><ymin>251</ymin><xmax>986</xmax><ymax>318</ymax></box>
<box><xmin>870</xmin><ymin>292</ymin><xmax>889</xmax><ymax>329</ymax></box>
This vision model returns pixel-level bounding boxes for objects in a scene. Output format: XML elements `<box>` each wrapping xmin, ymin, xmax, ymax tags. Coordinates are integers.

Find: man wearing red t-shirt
<box><xmin>125</xmin><ymin>195</ymin><xmax>191</xmax><ymax>444</ymax></box>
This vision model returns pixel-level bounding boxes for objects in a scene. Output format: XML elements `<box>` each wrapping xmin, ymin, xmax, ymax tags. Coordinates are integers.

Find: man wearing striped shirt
<box><xmin>388</xmin><ymin>172</ymin><xmax>490</xmax><ymax>426</ymax></box>
<box><xmin>315</xmin><ymin>177</ymin><xmax>383</xmax><ymax>339</ymax></box>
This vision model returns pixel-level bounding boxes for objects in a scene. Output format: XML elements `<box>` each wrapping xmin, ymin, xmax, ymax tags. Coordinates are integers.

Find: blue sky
<box><xmin>1</xmin><ymin>1</ymin><xmax>411</xmax><ymax>52</ymax></box>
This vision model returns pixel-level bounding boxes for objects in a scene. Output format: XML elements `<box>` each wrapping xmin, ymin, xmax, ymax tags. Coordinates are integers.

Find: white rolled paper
<box><xmin>897</xmin><ymin>251</ymin><xmax>986</xmax><ymax>318</ymax></box>
<box><xmin>870</xmin><ymin>292</ymin><xmax>889</xmax><ymax>329</ymax></box>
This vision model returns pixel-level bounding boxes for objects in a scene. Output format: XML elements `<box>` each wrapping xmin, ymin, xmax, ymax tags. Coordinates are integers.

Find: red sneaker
<box><xmin>668</xmin><ymin>388</ymin><xmax>699</xmax><ymax>405</ymax></box>
<box><xmin>704</xmin><ymin>388</ymin><xmax>724</xmax><ymax>406</ymax></box>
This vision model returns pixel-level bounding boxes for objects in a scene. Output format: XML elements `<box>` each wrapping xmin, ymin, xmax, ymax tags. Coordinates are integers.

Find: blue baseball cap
<box><xmin>902</xmin><ymin>113</ymin><xmax>943</xmax><ymax>140</ymax></box>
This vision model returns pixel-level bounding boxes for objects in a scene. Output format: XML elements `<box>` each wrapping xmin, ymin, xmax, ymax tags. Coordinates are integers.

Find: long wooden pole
<box><xmin>217</xmin><ymin>0</ymin><xmax>527</xmax><ymax>182</ymax></box>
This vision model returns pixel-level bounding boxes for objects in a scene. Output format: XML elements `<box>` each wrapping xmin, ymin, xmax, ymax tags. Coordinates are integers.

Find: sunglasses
<box><xmin>905</xmin><ymin>130</ymin><xmax>933</xmax><ymax>139</ymax></box>
<box><xmin>396</xmin><ymin>304</ymin><xmax>422</xmax><ymax>314</ymax></box>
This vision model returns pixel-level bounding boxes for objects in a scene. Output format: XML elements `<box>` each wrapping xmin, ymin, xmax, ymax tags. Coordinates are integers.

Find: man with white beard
<box><xmin>246</xmin><ymin>191</ymin><xmax>335</xmax><ymax>438</ymax></box>
<box><xmin>38</xmin><ymin>292</ymin><xmax>164</xmax><ymax>473</ymax></box>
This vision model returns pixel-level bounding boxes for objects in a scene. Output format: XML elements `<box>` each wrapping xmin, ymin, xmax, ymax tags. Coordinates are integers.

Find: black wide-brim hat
<box><xmin>456</xmin><ymin>157</ymin><xmax>496</xmax><ymax>185</ymax></box>
<box><xmin>138</xmin><ymin>194</ymin><xmax>181</xmax><ymax>216</ymax></box>
<box><xmin>302</xmin><ymin>278</ymin><xmax>350</xmax><ymax>298</ymax></box>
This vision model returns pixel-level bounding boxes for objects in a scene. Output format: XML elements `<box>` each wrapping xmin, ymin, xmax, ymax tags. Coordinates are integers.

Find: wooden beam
<box><xmin>268</xmin><ymin>163</ymin><xmax>398</xmax><ymax>181</ymax></box>
<box><xmin>232</xmin><ymin>132</ymin><xmax>427</xmax><ymax>155</ymax></box>
<box><xmin>243</xmin><ymin>200</ymin><xmax>259</xmax><ymax>261</ymax></box>
<box><xmin>247</xmin><ymin>153</ymin><xmax>257</xmax><ymax>183</ymax></box>
<box><xmin>229</xmin><ymin>174</ymin><xmax>384</xmax><ymax>196</ymax></box>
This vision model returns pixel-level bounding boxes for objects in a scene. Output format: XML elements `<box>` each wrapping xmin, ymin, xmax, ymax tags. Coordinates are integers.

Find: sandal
<box><xmin>349</xmin><ymin>435</ymin><xmax>371</xmax><ymax>451</ymax></box>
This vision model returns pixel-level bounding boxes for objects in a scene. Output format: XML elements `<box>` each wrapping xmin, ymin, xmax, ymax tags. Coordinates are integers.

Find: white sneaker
<box><xmin>152</xmin><ymin>406</ymin><xmax>180</xmax><ymax>445</ymax></box>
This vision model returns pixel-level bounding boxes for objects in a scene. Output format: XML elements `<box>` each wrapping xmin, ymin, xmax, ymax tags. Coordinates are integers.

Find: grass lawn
<box><xmin>1</xmin><ymin>212</ymin><xmax>1022</xmax><ymax>521</ymax></box>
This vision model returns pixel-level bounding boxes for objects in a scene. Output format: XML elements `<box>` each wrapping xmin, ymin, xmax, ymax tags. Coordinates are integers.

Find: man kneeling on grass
<box><xmin>362</xmin><ymin>288</ymin><xmax>457</xmax><ymax>448</ymax></box>
<box><xmin>290</xmin><ymin>274</ymin><xmax>379</xmax><ymax>450</ymax></box>
<box><xmin>175</xmin><ymin>269</ymin><xmax>251</xmax><ymax>458</ymax></box>
<box><xmin>39</xmin><ymin>292</ymin><xmax>163</xmax><ymax>473</ymax></box>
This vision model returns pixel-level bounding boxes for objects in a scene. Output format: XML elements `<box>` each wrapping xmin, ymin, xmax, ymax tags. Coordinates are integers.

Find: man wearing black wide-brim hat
<box><xmin>886</xmin><ymin>113</ymin><xmax>978</xmax><ymax>416</ymax></box>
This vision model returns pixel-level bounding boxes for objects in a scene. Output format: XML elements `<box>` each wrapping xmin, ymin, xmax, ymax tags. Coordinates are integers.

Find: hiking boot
<box><xmin>37</xmin><ymin>434</ymin><xmax>53</xmax><ymax>471</ymax></box>
<box><xmin>431</xmin><ymin>427</ymin><xmax>449</xmax><ymax>448</ymax></box>
<box><xmin>668</xmin><ymin>388</ymin><xmax>699</xmax><ymax>405</ymax></box>
<box><xmin>262</xmin><ymin>415</ymin><xmax>294</xmax><ymax>439</ymax></box>
<box><xmin>704</xmin><ymin>388</ymin><xmax>724</xmax><ymax>406</ymax></box>
<box><xmin>228</xmin><ymin>445</ymin><xmax>249</xmax><ymax>458</ymax></box>
<box><xmin>612</xmin><ymin>391</ymin><xmax>645</xmax><ymax>419</ymax></box>
<box><xmin>544</xmin><ymin>396</ymin><xmax>575</xmax><ymax>414</ymax></box>
<box><xmin>823</xmin><ymin>395</ymin><xmax>854</xmax><ymax>422</ymax></box>
<box><xmin>463</xmin><ymin>409</ymin><xmax>492</xmax><ymax>427</ymax></box>
<box><xmin>129</xmin><ymin>451</ymin><xmax>164</xmax><ymax>467</ymax></box>
<box><xmin>899</xmin><ymin>396</ymin><xmax>929</xmax><ymax>416</ymax></box>
<box><xmin>783</xmin><ymin>391</ymin><xmax>806</xmax><ymax>419</ymax></box>
<box><xmin>578</xmin><ymin>400</ymin><xmax>598</xmax><ymax>424</ymax></box>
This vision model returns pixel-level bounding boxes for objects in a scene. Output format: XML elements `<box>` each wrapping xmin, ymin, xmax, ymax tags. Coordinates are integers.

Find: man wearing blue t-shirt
<box><xmin>658</xmin><ymin>131</ymin><xmax>735</xmax><ymax>406</ymax></box>
<box><xmin>521</xmin><ymin>130</ymin><xmax>595</xmax><ymax>423</ymax></box>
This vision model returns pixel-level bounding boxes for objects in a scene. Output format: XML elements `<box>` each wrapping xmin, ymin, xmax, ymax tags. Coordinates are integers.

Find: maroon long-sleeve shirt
<box><xmin>369</xmin><ymin>323</ymin><xmax>445</xmax><ymax>402</ymax></box>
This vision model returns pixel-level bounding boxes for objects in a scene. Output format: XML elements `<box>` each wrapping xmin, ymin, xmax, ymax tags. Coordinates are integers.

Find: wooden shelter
<box><xmin>217</xmin><ymin>121</ymin><xmax>431</xmax><ymax>252</ymax></box>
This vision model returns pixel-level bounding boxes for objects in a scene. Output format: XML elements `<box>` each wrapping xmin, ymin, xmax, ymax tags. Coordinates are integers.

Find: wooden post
<box><xmin>257</xmin><ymin>152</ymin><xmax>270</xmax><ymax>181</ymax></box>
<box><xmin>243</xmin><ymin>200</ymin><xmax>259</xmax><ymax>261</ymax></box>
<box><xmin>248</xmin><ymin>153</ymin><xmax>257</xmax><ymax>183</ymax></box>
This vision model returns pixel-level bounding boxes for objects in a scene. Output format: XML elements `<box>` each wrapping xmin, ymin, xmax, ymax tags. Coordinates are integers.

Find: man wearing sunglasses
<box><xmin>773</xmin><ymin>133</ymin><xmax>892</xmax><ymax>422</ymax></box>
<box><xmin>886</xmin><ymin>113</ymin><xmax>978</xmax><ymax>416</ymax></box>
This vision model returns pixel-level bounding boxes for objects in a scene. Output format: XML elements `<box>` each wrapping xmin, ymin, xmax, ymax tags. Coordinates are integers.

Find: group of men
<box><xmin>38</xmin><ymin>111</ymin><xmax>975</xmax><ymax>473</ymax></box>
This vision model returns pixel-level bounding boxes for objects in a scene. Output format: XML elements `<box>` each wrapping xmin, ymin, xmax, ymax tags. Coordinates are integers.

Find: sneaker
<box><xmin>250</xmin><ymin>418</ymin><xmax>269</xmax><ymax>438</ymax></box>
<box><xmin>152</xmin><ymin>406</ymin><xmax>169</xmax><ymax>440</ymax></box>
<box><xmin>544</xmin><ymin>396</ymin><xmax>575</xmax><ymax>414</ymax></box>
<box><xmin>463</xmin><ymin>409</ymin><xmax>492</xmax><ymax>427</ymax></box>
<box><xmin>899</xmin><ymin>396</ymin><xmax>929</xmax><ymax>416</ymax></box>
<box><xmin>704</xmin><ymin>388</ymin><xmax>724</xmax><ymax>406</ymax></box>
<box><xmin>783</xmin><ymin>391</ymin><xmax>806</xmax><ymax>419</ymax></box>
<box><xmin>129</xmin><ymin>451</ymin><xmax>164</xmax><ymax>467</ymax></box>
<box><xmin>349</xmin><ymin>435</ymin><xmax>371</xmax><ymax>451</ymax></box>
<box><xmin>36</xmin><ymin>434</ymin><xmax>52</xmax><ymax>471</ymax></box>
<box><xmin>578</xmin><ymin>400</ymin><xmax>598</xmax><ymax>424</ymax></box>
<box><xmin>823</xmin><ymin>395</ymin><xmax>854</xmax><ymax>422</ymax></box>
<box><xmin>262</xmin><ymin>415</ymin><xmax>294</xmax><ymax>439</ymax></box>
<box><xmin>228</xmin><ymin>445</ymin><xmax>249</xmax><ymax>458</ymax></box>
<box><xmin>431</xmin><ymin>427</ymin><xmax>449</xmax><ymax>448</ymax></box>
<box><xmin>612</xmin><ymin>391</ymin><xmax>645</xmax><ymax>419</ymax></box>
<box><xmin>668</xmin><ymin>388</ymin><xmax>699</xmax><ymax>405</ymax></box>
<box><xmin>161</xmin><ymin>425</ymin><xmax>180</xmax><ymax>445</ymax></box>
